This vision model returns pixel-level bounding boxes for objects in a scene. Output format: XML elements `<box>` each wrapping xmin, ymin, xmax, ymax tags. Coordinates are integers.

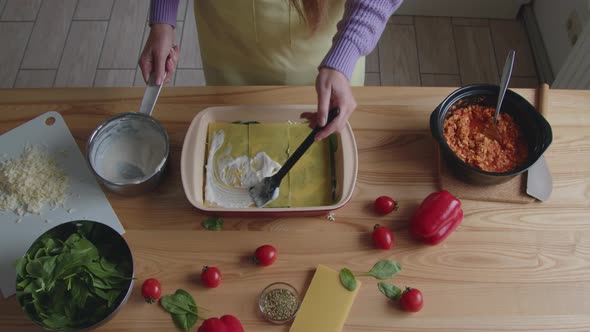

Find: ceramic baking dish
<box><xmin>180</xmin><ymin>105</ymin><xmax>358</xmax><ymax>217</ymax></box>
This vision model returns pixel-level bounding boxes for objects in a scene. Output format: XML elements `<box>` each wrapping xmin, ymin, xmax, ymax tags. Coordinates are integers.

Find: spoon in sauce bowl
<box><xmin>485</xmin><ymin>49</ymin><xmax>515</xmax><ymax>142</ymax></box>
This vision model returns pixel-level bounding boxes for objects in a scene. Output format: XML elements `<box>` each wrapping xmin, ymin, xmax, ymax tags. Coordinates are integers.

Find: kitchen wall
<box><xmin>533</xmin><ymin>0</ymin><xmax>590</xmax><ymax>75</ymax></box>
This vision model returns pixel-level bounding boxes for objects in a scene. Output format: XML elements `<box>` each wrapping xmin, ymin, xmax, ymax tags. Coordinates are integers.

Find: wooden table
<box><xmin>0</xmin><ymin>86</ymin><xmax>589</xmax><ymax>331</ymax></box>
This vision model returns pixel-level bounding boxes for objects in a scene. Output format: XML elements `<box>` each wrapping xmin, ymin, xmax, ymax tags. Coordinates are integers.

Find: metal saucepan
<box><xmin>87</xmin><ymin>75</ymin><xmax>169</xmax><ymax>195</ymax></box>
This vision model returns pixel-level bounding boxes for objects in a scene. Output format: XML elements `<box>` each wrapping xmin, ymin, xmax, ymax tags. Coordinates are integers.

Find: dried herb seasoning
<box><xmin>260</xmin><ymin>288</ymin><xmax>298</xmax><ymax>321</ymax></box>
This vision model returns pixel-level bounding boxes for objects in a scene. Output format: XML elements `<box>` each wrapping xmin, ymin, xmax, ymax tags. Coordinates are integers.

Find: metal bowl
<box><xmin>16</xmin><ymin>220</ymin><xmax>134</xmax><ymax>331</ymax></box>
<box><xmin>430</xmin><ymin>84</ymin><xmax>553</xmax><ymax>185</ymax></box>
<box><xmin>87</xmin><ymin>112</ymin><xmax>169</xmax><ymax>195</ymax></box>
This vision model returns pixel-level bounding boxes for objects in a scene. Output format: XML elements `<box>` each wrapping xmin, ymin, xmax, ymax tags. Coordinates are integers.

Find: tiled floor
<box><xmin>0</xmin><ymin>0</ymin><xmax>538</xmax><ymax>88</ymax></box>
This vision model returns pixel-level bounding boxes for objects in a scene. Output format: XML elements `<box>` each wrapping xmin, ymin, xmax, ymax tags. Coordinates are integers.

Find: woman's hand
<box><xmin>301</xmin><ymin>68</ymin><xmax>357</xmax><ymax>141</ymax></box>
<box><xmin>139</xmin><ymin>24</ymin><xmax>180</xmax><ymax>85</ymax></box>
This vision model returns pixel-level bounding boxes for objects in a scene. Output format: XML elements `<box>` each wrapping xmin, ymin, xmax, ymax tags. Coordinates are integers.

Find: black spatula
<box><xmin>248</xmin><ymin>108</ymin><xmax>340</xmax><ymax>207</ymax></box>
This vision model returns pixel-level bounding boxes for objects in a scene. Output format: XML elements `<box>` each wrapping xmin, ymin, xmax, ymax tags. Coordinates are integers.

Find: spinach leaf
<box><xmin>201</xmin><ymin>216</ymin><xmax>223</xmax><ymax>231</ymax></box>
<box><xmin>41</xmin><ymin>256</ymin><xmax>57</xmax><ymax>278</ymax></box>
<box><xmin>161</xmin><ymin>291</ymin><xmax>195</xmax><ymax>314</ymax></box>
<box><xmin>25</xmin><ymin>259</ymin><xmax>43</xmax><ymax>278</ymax></box>
<box><xmin>161</xmin><ymin>289</ymin><xmax>200</xmax><ymax>331</ymax></box>
<box><xmin>173</xmin><ymin>312</ymin><xmax>198</xmax><ymax>332</ymax></box>
<box><xmin>15</xmin><ymin>257</ymin><xmax>27</xmax><ymax>279</ymax></box>
<box><xmin>339</xmin><ymin>268</ymin><xmax>357</xmax><ymax>291</ymax></box>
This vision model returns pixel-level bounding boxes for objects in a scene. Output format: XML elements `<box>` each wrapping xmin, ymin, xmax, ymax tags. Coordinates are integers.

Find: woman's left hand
<box><xmin>301</xmin><ymin>68</ymin><xmax>357</xmax><ymax>141</ymax></box>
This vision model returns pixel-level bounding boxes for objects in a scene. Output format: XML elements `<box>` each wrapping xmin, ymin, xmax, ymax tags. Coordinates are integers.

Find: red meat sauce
<box><xmin>443</xmin><ymin>104</ymin><xmax>528</xmax><ymax>172</ymax></box>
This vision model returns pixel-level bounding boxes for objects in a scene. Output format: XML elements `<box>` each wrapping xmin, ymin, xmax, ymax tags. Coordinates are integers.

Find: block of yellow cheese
<box><xmin>290</xmin><ymin>264</ymin><xmax>361</xmax><ymax>332</ymax></box>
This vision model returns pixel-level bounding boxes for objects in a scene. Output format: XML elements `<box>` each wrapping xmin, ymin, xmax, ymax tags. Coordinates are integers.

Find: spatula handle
<box><xmin>274</xmin><ymin>108</ymin><xmax>340</xmax><ymax>182</ymax></box>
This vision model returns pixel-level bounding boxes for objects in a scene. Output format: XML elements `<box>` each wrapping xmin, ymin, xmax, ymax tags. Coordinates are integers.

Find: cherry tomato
<box><xmin>201</xmin><ymin>266</ymin><xmax>222</xmax><ymax>288</ymax></box>
<box><xmin>141</xmin><ymin>278</ymin><xmax>161</xmax><ymax>304</ymax></box>
<box><xmin>220</xmin><ymin>315</ymin><xmax>244</xmax><ymax>332</ymax></box>
<box><xmin>372</xmin><ymin>224</ymin><xmax>394</xmax><ymax>249</ymax></box>
<box><xmin>197</xmin><ymin>317</ymin><xmax>228</xmax><ymax>332</ymax></box>
<box><xmin>254</xmin><ymin>244</ymin><xmax>277</xmax><ymax>266</ymax></box>
<box><xmin>374</xmin><ymin>196</ymin><xmax>398</xmax><ymax>215</ymax></box>
<box><xmin>400</xmin><ymin>288</ymin><xmax>423</xmax><ymax>312</ymax></box>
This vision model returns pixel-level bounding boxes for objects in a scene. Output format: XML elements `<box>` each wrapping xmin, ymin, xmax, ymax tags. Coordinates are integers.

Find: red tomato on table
<box><xmin>201</xmin><ymin>266</ymin><xmax>222</xmax><ymax>288</ymax></box>
<box><xmin>372</xmin><ymin>224</ymin><xmax>394</xmax><ymax>249</ymax></box>
<box><xmin>141</xmin><ymin>278</ymin><xmax>161</xmax><ymax>303</ymax></box>
<box><xmin>254</xmin><ymin>245</ymin><xmax>277</xmax><ymax>266</ymax></box>
<box><xmin>400</xmin><ymin>288</ymin><xmax>424</xmax><ymax>312</ymax></box>
<box><xmin>374</xmin><ymin>196</ymin><xmax>398</xmax><ymax>215</ymax></box>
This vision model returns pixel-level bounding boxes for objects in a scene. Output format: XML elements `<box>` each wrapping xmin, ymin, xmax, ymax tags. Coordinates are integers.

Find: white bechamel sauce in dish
<box><xmin>205</xmin><ymin>130</ymin><xmax>281</xmax><ymax>208</ymax></box>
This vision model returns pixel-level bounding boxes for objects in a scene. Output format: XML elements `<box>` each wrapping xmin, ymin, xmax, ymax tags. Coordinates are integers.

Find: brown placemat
<box><xmin>435</xmin><ymin>145</ymin><xmax>534</xmax><ymax>204</ymax></box>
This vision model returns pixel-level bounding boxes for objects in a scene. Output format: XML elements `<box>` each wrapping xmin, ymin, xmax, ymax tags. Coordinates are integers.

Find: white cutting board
<box><xmin>0</xmin><ymin>112</ymin><xmax>124</xmax><ymax>298</ymax></box>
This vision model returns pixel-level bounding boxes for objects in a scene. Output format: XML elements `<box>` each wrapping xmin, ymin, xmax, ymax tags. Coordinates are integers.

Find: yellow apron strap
<box><xmin>194</xmin><ymin>0</ymin><xmax>365</xmax><ymax>86</ymax></box>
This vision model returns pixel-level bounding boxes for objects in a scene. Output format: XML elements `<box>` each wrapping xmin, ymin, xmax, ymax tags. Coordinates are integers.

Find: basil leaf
<box><xmin>367</xmin><ymin>260</ymin><xmax>402</xmax><ymax>280</ymax></box>
<box><xmin>339</xmin><ymin>268</ymin><xmax>357</xmax><ymax>291</ymax></box>
<box><xmin>201</xmin><ymin>216</ymin><xmax>224</xmax><ymax>231</ymax></box>
<box><xmin>378</xmin><ymin>282</ymin><xmax>402</xmax><ymax>301</ymax></box>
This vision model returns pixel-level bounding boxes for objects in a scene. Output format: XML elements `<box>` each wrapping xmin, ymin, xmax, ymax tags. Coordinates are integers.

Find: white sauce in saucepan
<box><xmin>92</xmin><ymin>116</ymin><xmax>167</xmax><ymax>183</ymax></box>
<box><xmin>205</xmin><ymin>130</ymin><xmax>281</xmax><ymax>208</ymax></box>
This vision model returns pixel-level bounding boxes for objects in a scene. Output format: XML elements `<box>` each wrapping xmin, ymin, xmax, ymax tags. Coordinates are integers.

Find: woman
<box><xmin>140</xmin><ymin>0</ymin><xmax>402</xmax><ymax>140</ymax></box>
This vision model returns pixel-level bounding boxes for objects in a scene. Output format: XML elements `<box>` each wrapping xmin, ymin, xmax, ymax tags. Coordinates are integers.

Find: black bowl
<box><xmin>430</xmin><ymin>84</ymin><xmax>552</xmax><ymax>185</ymax></box>
<box><xmin>16</xmin><ymin>220</ymin><xmax>134</xmax><ymax>331</ymax></box>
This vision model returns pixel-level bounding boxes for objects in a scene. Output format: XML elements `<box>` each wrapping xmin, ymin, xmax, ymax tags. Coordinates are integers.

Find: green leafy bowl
<box><xmin>15</xmin><ymin>220</ymin><xmax>134</xmax><ymax>331</ymax></box>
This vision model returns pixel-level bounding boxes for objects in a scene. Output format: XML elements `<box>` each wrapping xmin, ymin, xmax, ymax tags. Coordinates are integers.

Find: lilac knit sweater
<box><xmin>149</xmin><ymin>0</ymin><xmax>403</xmax><ymax>80</ymax></box>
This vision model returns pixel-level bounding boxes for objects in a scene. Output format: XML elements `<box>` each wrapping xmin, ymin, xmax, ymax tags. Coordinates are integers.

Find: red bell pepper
<box><xmin>197</xmin><ymin>315</ymin><xmax>244</xmax><ymax>332</ymax></box>
<box><xmin>409</xmin><ymin>190</ymin><xmax>463</xmax><ymax>245</ymax></box>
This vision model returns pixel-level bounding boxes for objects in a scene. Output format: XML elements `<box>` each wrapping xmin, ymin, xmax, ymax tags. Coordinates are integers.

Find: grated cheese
<box><xmin>0</xmin><ymin>145</ymin><xmax>69</xmax><ymax>216</ymax></box>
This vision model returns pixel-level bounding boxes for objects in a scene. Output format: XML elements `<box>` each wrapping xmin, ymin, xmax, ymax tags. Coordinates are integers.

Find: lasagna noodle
<box><xmin>248</xmin><ymin>123</ymin><xmax>290</xmax><ymax>207</ymax></box>
<box><xmin>288</xmin><ymin>124</ymin><xmax>332</xmax><ymax>207</ymax></box>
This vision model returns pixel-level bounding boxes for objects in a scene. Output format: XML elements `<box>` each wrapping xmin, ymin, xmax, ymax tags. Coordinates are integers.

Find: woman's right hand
<box><xmin>139</xmin><ymin>23</ymin><xmax>180</xmax><ymax>85</ymax></box>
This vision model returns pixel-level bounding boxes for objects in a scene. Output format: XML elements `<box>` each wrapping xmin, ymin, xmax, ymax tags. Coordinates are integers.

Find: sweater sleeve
<box><xmin>320</xmin><ymin>0</ymin><xmax>403</xmax><ymax>80</ymax></box>
<box><xmin>149</xmin><ymin>0</ymin><xmax>180</xmax><ymax>28</ymax></box>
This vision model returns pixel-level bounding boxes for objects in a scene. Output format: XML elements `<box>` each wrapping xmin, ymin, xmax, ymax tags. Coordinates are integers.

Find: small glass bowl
<box><xmin>258</xmin><ymin>282</ymin><xmax>301</xmax><ymax>324</ymax></box>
